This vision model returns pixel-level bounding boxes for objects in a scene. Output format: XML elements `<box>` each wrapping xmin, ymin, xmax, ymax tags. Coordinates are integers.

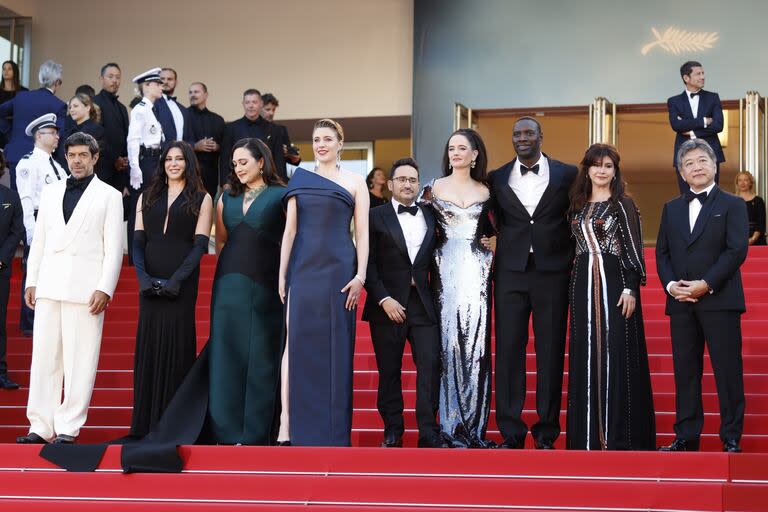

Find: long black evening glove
<box><xmin>161</xmin><ymin>234</ymin><xmax>210</xmax><ymax>298</ymax></box>
<box><xmin>132</xmin><ymin>231</ymin><xmax>156</xmax><ymax>296</ymax></box>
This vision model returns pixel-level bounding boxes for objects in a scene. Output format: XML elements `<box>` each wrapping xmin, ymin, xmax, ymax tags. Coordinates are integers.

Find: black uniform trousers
<box><xmin>369</xmin><ymin>287</ymin><xmax>441</xmax><ymax>441</ymax></box>
<box><xmin>494</xmin><ymin>253</ymin><xmax>570</xmax><ymax>445</ymax></box>
<box><xmin>670</xmin><ymin>307</ymin><xmax>745</xmax><ymax>443</ymax></box>
<box><xmin>19</xmin><ymin>243</ymin><xmax>33</xmax><ymax>332</ymax></box>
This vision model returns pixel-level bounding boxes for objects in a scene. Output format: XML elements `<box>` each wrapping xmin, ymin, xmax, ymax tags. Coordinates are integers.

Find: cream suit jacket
<box><xmin>26</xmin><ymin>175</ymin><xmax>124</xmax><ymax>304</ymax></box>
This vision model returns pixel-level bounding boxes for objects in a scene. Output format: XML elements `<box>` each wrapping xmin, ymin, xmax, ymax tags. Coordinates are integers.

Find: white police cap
<box><xmin>132</xmin><ymin>67</ymin><xmax>163</xmax><ymax>84</ymax></box>
<box><xmin>25</xmin><ymin>113</ymin><xmax>58</xmax><ymax>137</ymax></box>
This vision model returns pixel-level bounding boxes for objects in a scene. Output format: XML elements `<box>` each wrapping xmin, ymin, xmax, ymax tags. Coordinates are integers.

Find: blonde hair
<box><xmin>313</xmin><ymin>118</ymin><xmax>344</xmax><ymax>142</ymax></box>
<box><xmin>69</xmin><ymin>93</ymin><xmax>101</xmax><ymax>124</ymax></box>
<box><xmin>734</xmin><ymin>170</ymin><xmax>755</xmax><ymax>193</ymax></box>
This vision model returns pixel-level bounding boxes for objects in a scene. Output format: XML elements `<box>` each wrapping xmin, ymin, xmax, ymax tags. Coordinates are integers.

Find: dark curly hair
<box><xmin>142</xmin><ymin>141</ymin><xmax>206</xmax><ymax>216</ymax></box>
<box><xmin>227</xmin><ymin>138</ymin><xmax>285</xmax><ymax>196</ymax></box>
<box><xmin>569</xmin><ymin>143</ymin><xmax>627</xmax><ymax>213</ymax></box>
<box><xmin>441</xmin><ymin>128</ymin><xmax>488</xmax><ymax>183</ymax></box>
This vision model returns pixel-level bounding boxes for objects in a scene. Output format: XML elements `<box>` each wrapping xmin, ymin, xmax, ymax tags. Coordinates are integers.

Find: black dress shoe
<box><xmin>496</xmin><ymin>437</ymin><xmax>525</xmax><ymax>449</ymax></box>
<box><xmin>276</xmin><ymin>440</ymin><xmax>291</xmax><ymax>446</ymax></box>
<box><xmin>659</xmin><ymin>438</ymin><xmax>699</xmax><ymax>452</ymax></box>
<box><xmin>0</xmin><ymin>375</ymin><xmax>19</xmax><ymax>390</ymax></box>
<box><xmin>534</xmin><ymin>439</ymin><xmax>555</xmax><ymax>450</ymax></box>
<box><xmin>52</xmin><ymin>434</ymin><xmax>76</xmax><ymax>444</ymax></box>
<box><xmin>417</xmin><ymin>435</ymin><xmax>449</xmax><ymax>448</ymax></box>
<box><xmin>16</xmin><ymin>432</ymin><xmax>47</xmax><ymax>444</ymax></box>
<box><xmin>381</xmin><ymin>433</ymin><xmax>403</xmax><ymax>448</ymax></box>
<box><xmin>723</xmin><ymin>440</ymin><xmax>742</xmax><ymax>453</ymax></box>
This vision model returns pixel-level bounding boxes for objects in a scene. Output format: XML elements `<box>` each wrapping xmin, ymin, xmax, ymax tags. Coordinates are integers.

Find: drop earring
<box><xmin>471</xmin><ymin>160</ymin><xmax>476</xmax><ymax>168</ymax></box>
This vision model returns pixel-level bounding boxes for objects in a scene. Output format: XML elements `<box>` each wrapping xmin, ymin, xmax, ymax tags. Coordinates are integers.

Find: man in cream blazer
<box><xmin>17</xmin><ymin>132</ymin><xmax>123</xmax><ymax>444</ymax></box>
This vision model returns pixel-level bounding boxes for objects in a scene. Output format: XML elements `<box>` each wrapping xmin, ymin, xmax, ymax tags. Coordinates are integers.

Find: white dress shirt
<box><xmin>509</xmin><ymin>154</ymin><xmax>549</xmax><ymax>251</ymax></box>
<box><xmin>163</xmin><ymin>94</ymin><xmax>184</xmax><ymax>141</ymax></box>
<box><xmin>378</xmin><ymin>199</ymin><xmax>427</xmax><ymax>306</ymax></box>
<box><xmin>16</xmin><ymin>146</ymin><xmax>67</xmax><ymax>244</ymax></box>
<box><xmin>685</xmin><ymin>89</ymin><xmax>709</xmax><ymax>139</ymax></box>
<box><xmin>665</xmin><ymin>181</ymin><xmax>717</xmax><ymax>294</ymax></box>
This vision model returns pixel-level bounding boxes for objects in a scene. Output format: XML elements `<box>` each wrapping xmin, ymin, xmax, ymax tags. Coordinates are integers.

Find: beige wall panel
<box><xmin>17</xmin><ymin>0</ymin><xmax>412</xmax><ymax>121</ymax></box>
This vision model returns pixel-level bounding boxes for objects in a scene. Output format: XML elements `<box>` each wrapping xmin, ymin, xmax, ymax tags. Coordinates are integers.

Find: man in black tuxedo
<box><xmin>488</xmin><ymin>117</ymin><xmax>577</xmax><ymax>449</ymax></box>
<box><xmin>0</xmin><ymin>162</ymin><xmax>24</xmax><ymax>389</ymax></box>
<box><xmin>656</xmin><ymin>138</ymin><xmax>748</xmax><ymax>453</ymax></box>
<box><xmin>362</xmin><ymin>157</ymin><xmax>445</xmax><ymax>448</ymax></box>
<box><xmin>667</xmin><ymin>61</ymin><xmax>725</xmax><ymax>194</ymax></box>
<box><xmin>93</xmin><ymin>63</ymin><xmax>129</xmax><ymax>192</ymax></box>
<box><xmin>156</xmin><ymin>67</ymin><xmax>191</xmax><ymax>143</ymax></box>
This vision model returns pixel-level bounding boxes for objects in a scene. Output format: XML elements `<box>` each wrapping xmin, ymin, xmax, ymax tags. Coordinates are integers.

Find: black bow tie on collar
<box><xmin>66</xmin><ymin>176</ymin><xmax>91</xmax><ymax>191</ymax></box>
<box><xmin>689</xmin><ymin>91</ymin><xmax>700</xmax><ymax>98</ymax></box>
<box><xmin>685</xmin><ymin>190</ymin><xmax>708</xmax><ymax>204</ymax></box>
<box><xmin>398</xmin><ymin>204</ymin><xmax>418</xmax><ymax>216</ymax></box>
<box><xmin>168</xmin><ymin>96</ymin><xmax>177</xmax><ymax>102</ymax></box>
<box><xmin>520</xmin><ymin>164</ymin><xmax>540</xmax><ymax>175</ymax></box>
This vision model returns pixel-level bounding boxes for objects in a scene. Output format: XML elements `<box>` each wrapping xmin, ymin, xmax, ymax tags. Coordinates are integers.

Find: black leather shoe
<box><xmin>723</xmin><ymin>440</ymin><xmax>742</xmax><ymax>453</ymax></box>
<box><xmin>52</xmin><ymin>434</ymin><xmax>76</xmax><ymax>444</ymax></box>
<box><xmin>381</xmin><ymin>433</ymin><xmax>403</xmax><ymax>448</ymax></box>
<box><xmin>418</xmin><ymin>435</ymin><xmax>449</xmax><ymax>448</ymax></box>
<box><xmin>0</xmin><ymin>375</ymin><xmax>19</xmax><ymax>390</ymax></box>
<box><xmin>496</xmin><ymin>437</ymin><xmax>525</xmax><ymax>449</ymax></box>
<box><xmin>276</xmin><ymin>440</ymin><xmax>291</xmax><ymax>446</ymax></box>
<box><xmin>16</xmin><ymin>432</ymin><xmax>47</xmax><ymax>444</ymax></box>
<box><xmin>659</xmin><ymin>438</ymin><xmax>699</xmax><ymax>451</ymax></box>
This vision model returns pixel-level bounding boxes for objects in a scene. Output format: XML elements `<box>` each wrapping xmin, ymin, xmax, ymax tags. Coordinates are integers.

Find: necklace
<box><xmin>244</xmin><ymin>183</ymin><xmax>267</xmax><ymax>202</ymax></box>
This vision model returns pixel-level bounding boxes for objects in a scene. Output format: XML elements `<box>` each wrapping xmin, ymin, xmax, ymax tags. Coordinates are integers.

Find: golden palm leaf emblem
<box><xmin>641</xmin><ymin>27</ymin><xmax>719</xmax><ymax>55</ymax></box>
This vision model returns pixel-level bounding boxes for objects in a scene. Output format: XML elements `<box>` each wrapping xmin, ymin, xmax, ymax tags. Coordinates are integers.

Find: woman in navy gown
<box><xmin>277</xmin><ymin>118</ymin><xmax>369</xmax><ymax>446</ymax></box>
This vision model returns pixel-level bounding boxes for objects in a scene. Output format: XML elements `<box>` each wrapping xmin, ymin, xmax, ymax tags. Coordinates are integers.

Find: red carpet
<box><xmin>0</xmin><ymin>247</ymin><xmax>766</xmax><ymax>510</ymax></box>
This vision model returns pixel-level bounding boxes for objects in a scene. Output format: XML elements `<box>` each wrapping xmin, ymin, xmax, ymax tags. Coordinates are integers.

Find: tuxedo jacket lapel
<box><xmin>532</xmin><ymin>156</ymin><xmax>564</xmax><ymax>217</ymax></box>
<box><xmin>688</xmin><ymin>186</ymin><xmax>720</xmax><ymax>246</ymax></box>
<box><xmin>382</xmin><ymin>202</ymin><xmax>409</xmax><ymax>261</ymax></box>
<box><xmin>55</xmin><ymin>178</ymin><xmax>100</xmax><ymax>252</ymax></box>
<box><xmin>496</xmin><ymin>161</ymin><xmax>529</xmax><ymax>217</ymax></box>
<box><xmin>413</xmin><ymin>205</ymin><xmax>435</xmax><ymax>266</ymax></box>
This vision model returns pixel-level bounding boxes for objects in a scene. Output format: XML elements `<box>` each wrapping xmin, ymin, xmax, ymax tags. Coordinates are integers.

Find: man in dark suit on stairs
<box><xmin>362</xmin><ymin>157</ymin><xmax>446</xmax><ymax>449</ymax></box>
<box><xmin>656</xmin><ymin>138</ymin><xmax>748</xmax><ymax>453</ymax></box>
<box><xmin>667</xmin><ymin>61</ymin><xmax>725</xmax><ymax>194</ymax></box>
<box><xmin>487</xmin><ymin>117</ymin><xmax>577</xmax><ymax>450</ymax></box>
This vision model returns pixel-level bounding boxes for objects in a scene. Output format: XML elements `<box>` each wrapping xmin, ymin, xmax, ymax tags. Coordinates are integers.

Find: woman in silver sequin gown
<box><xmin>566</xmin><ymin>144</ymin><xmax>655</xmax><ymax>451</ymax></box>
<box><xmin>420</xmin><ymin>129</ymin><xmax>495</xmax><ymax>448</ymax></box>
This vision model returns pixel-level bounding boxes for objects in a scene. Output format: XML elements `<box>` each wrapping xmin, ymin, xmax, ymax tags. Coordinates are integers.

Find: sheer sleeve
<box><xmin>616</xmin><ymin>196</ymin><xmax>646</xmax><ymax>290</ymax></box>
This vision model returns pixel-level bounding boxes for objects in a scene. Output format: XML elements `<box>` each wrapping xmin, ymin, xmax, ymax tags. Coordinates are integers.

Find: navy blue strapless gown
<box><xmin>284</xmin><ymin>168</ymin><xmax>356</xmax><ymax>446</ymax></box>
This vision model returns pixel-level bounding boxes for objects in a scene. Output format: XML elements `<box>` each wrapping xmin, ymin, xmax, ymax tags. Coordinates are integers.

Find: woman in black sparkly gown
<box><xmin>566</xmin><ymin>144</ymin><xmax>655</xmax><ymax>451</ymax></box>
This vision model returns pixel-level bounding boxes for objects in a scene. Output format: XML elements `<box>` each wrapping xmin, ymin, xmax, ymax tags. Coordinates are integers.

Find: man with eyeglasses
<box><xmin>362</xmin><ymin>157</ymin><xmax>446</xmax><ymax>449</ymax></box>
<box><xmin>15</xmin><ymin>114</ymin><xmax>67</xmax><ymax>335</ymax></box>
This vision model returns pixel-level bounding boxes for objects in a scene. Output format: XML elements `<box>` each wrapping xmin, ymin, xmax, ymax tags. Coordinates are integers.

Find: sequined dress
<box><xmin>420</xmin><ymin>184</ymin><xmax>494</xmax><ymax>447</ymax></box>
<box><xmin>566</xmin><ymin>198</ymin><xmax>656</xmax><ymax>450</ymax></box>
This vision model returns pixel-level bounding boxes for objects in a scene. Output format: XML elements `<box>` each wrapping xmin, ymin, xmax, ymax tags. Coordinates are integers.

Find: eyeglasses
<box><xmin>392</xmin><ymin>177</ymin><xmax>418</xmax><ymax>185</ymax></box>
<box><xmin>37</xmin><ymin>130</ymin><xmax>59</xmax><ymax>137</ymax></box>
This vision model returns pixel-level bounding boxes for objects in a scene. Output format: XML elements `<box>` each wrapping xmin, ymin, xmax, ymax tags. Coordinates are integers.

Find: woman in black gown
<box><xmin>63</xmin><ymin>93</ymin><xmax>107</xmax><ymax>178</ymax></box>
<box><xmin>130</xmin><ymin>141</ymin><xmax>212</xmax><ymax>437</ymax></box>
<box><xmin>277</xmin><ymin>119</ymin><xmax>370</xmax><ymax>446</ymax></box>
<box><xmin>735</xmin><ymin>171</ymin><xmax>766</xmax><ymax>246</ymax></box>
<box><xmin>0</xmin><ymin>60</ymin><xmax>27</xmax><ymax>105</ymax></box>
<box><xmin>566</xmin><ymin>143</ymin><xmax>655</xmax><ymax>450</ymax></box>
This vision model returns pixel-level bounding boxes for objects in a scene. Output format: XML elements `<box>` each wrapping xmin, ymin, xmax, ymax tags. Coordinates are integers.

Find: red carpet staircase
<box><xmin>0</xmin><ymin>248</ymin><xmax>767</xmax><ymax>510</ymax></box>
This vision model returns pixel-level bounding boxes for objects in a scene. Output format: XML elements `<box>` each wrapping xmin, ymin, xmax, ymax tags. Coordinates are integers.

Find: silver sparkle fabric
<box><xmin>420</xmin><ymin>189</ymin><xmax>494</xmax><ymax>447</ymax></box>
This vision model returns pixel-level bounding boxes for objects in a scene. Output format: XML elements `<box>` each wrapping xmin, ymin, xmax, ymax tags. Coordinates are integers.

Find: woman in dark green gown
<box><xmin>207</xmin><ymin>138</ymin><xmax>286</xmax><ymax>444</ymax></box>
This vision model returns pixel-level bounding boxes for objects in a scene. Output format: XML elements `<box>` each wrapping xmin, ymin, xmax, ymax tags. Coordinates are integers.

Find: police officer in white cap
<box><xmin>126</xmin><ymin>67</ymin><xmax>164</xmax><ymax>263</ymax></box>
<box><xmin>15</xmin><ymin>114</ymin><xmax>67</xmax><ymax>334</ymax></box>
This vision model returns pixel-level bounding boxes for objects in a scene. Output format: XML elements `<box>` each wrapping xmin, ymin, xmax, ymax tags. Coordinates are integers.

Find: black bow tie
<box><xmin>520</xmin><ymin>164</ymin><xmax>540</xmax><ymax>175</ymax></box>
<box><xmin>168</xmin><ymin>96</ymin><xmax>177</xmax><ymax>102</ymax></box>
<box><xmin>66</xmin><ymin>176</ymin><xmax>90</xmax><ymax>191</ymax></box>
<box><xmin>398</xmin><ymin>204</ymin><xmax>418</xmax><ymax>216</ymax></box>
<box><xmin>685</xmin><ymin>190</ymin><xmax>708</xmax><ymax>204</ymax></box>
<box><xmin>689</xmin><ymin>92</ymin><xmax>700</xmax><ymax>99</ymax></box>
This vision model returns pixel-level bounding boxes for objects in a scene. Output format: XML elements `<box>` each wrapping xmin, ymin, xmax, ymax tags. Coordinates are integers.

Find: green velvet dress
<box><xmin>207</xmin><ymin>186</ymin><xmax>286</xmax><ymax>444</ymax></box>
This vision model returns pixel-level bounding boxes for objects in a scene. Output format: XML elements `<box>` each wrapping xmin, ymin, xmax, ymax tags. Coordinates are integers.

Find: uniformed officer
<box><xmin>126</xmin><ymin>67</ymin><xmax>164</xmax><ymax>264</ymax></box>
<box><xmin>15</xmin><ymin>113</ymin><xmax>67</xmax><ymax>334</ymax></box>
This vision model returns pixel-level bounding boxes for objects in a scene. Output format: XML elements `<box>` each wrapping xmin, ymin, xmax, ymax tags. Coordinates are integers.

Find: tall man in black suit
<box><xmin>362</xmin><ymin>157</ymin><xmax>445</xmax><ymax>449</ymax></box>
<box><xmin>0</xmin><ymin>160</ymin><xmax>25</xmax><ymax>389</ymax></box>
<box><xmin>187</xmin><ymin>82</ymin><xmax>225</xmax><ymax>199</ymax></box>
<box><xmin>667</xmin><ymin>61</ymin><xmax>725</xmax><ymax>194</ymax></box>
<box><xmin>488</xmin><ymin>117</ymin><xmax>577</xmax><ymax>450</ymax></box>
<box><xmin>156</xmin><ymin>67</ymin><xmax>190</xmax><ymax>143</ymax></box>
<box><xmin>93</xmin><ymin>63</ymin><xmax>129</xmax><ymax>192</ymax></box>
<box><xmin>656</xmin><ymin>138</ymin><xmax>748</xmax><ymax>453</ymax></box>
